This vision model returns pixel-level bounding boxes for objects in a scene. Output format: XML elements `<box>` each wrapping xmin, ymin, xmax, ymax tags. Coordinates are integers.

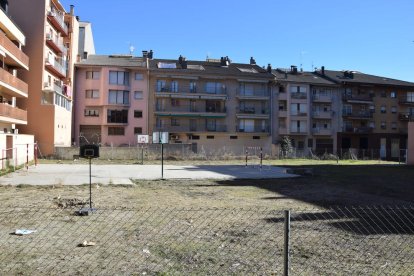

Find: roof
<box><xmin>149</xmin><ymin>58</ymin><xmax>274</xmax><ymax>80</ymax></box>
<box><xmin>272</xmin><ymin>69</ymin><xmax>336</xmax><ymax>86</ymax></box>
<box><xmin>316</xmin><ymin>69</ymin><xmax>414</xmax><ymax>87</ymax></box>
<box><xmin>76</xmin><ymin>55</ymin><xmax>146</xmax><ymax>68</ymax></box>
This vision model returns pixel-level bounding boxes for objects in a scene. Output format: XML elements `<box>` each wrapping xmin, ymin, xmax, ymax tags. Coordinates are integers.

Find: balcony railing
<box><xmin>0</xmin><ymin>31</ymin><xmax>29</xmax><ymax>68</ymax></box>
<box><xmin>398</xmin><ymin>113</ymin><xmax>414</xmax><ymax>121</ymax></box>
<box><xmin>290</xmin><ymin>128</ymin><xmax>308</xmax><ymax>134</ymax></box>
<box><xmin>45</xmin><ymin>56</ymin><xmax>67</xmax><ymax>78</ymax></box>
<box><xmin>155</xmin><ymin>84</ymin><xmax>227</xmax><ymax>95</ymax></box>
<box><xmin>155</xmin><ymin>105</ymin><xmax>226</xmax><ymax>113</ymax></box>
<box><xmin>312</xmin><ymin>128</ymin><xmax>332</xmax><ymax>135</ymax></box>
<box><xmin>46</xmin><ymin>33</ymin><xmax>67</xmax><ymax>55</ymax></box>
<box><xmin>291</xmin><ymin>92</ymin><xmax>307</xmax><ymax>99</ymax></box>
<box><xmin>312</xmin><ymin>94</ymin><xmax>332</xmax><ymax>102</ymax></box>
<box><xmin>236</xmin><ymin>126</ymin><xmax>270</xmax><ymax>133</ymax></box>
<box><xmin>154</xmin><ymin>124</ymin><xmax>227</xmax><ymax>133</ymax></box>
<box><xmin>342</xmin><ymin>94</ymin><xmax>373</xmax><ymax>102</ymax></box>
<box><xmin>236</xmin><ymin>107</ymin><xmax>269</xmax><ymax>115</ymax></box>
<box><xmin>0</xmin><ymin>103</ymin><xmax>27</xmax><ymax>122</ymax></box>
<box><xmin>47</xmin><ymin>10</ymin><xmax>68</xmax><ymax>36</ymax></box>
<box><xmin>236</xmin><ymin>89</ymin><xmax>269</xmax><ymax>97</ymax></box>
<box><xmin>312</xmin><ymin>111</ymin><xmax>332</xmax><ymax>118</ymax></box>
<box><xmin>342</xmin><ymin>110</ymin><xmax>373</xmax><ymax>118</ymax></box>
<box><xmin>343</xmin><ymin>126</ymin><xmax>374</xmax><ymax>133</ymax></box>
<box><xmin>291</xmin><ymin>110</ymin><xmax>308</xmax><ymax>116</ymax></box>
<box><xmin>399</xmin><ymin>97</ymin><xmax>414</xmax><ymax>105</ymax></box>
<box><xmin>0</xmin><ymin>67</ymin><xmax>28</xmax><ymax>96</ymax></box>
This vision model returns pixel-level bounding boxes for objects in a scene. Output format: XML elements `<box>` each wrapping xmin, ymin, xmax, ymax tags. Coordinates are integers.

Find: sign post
<box><xmin>153</xmin><ymin>132</ymin><xmax>168</xmax><ymax>179</ymax></box>
<box><xmin>137</xmin><ymin>135</ymin><xmax>149</xmax><ymax>164</ymax></box>
<box><xmin>78</xmin><ymin>144</ymin><xmax>99</xmax><ymax>216</ymax></box>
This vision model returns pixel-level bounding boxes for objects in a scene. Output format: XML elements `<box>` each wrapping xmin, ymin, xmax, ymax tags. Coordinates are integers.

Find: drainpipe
<box><xmin>146</xmin><ymin>57</ymin><xmax>150</xmax><ymax>136</ymax></box>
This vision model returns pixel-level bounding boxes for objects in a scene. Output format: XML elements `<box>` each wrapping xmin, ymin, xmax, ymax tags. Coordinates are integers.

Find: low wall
<box><xmin>0</xmin><ymin>134</ymin><xmax>35</xmax><ymax>168</ymax></box>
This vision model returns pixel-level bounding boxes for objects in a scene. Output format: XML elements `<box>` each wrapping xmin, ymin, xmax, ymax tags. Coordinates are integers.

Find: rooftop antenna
<box><xmin>129</xmin><ymin>43</ymin><xmax>135</xmax><ymax>55</ymax></box>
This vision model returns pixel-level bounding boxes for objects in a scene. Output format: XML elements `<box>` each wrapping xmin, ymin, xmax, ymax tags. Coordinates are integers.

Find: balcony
<box><xmin>399</xmin><ymin>97</ymin><xmax>414</xmax><ymax>106</ymax></box>
<box><xmin>312</xmin><ymin>128</ymin><xmax>332</xmax><ymax>136</ymax></box>
<box><xmin>278</xmin><ymin>92</ymin><xmax>287</xmax><ymax>100</ymax></box>
<box><xmin>278</xmin><ymin>127</ymin><xmax>288</xmax><ymax>135</ymax></box>
<box><xmin>236</xmin><ymin>88</ymin><xmax>269</xmax><ymax>100</ymax></box>
<box><xmin>45</xmin><ymin>56</ymin><xmax>67</xmax><ymax>78</ymax></box>
<box><xmin>236</xmin><ymin>125</ymin><xmax>270</xmax><ymax>133</ymax></box>
<box><xmin>398</xmin><ymin>113</ymin><xmax>414</xmax><ymax>121</ymax></box>
<box><xmin>43</xmin><ymin>81</ymin><xmax>63</xmax><ymax>95</ymax></box>
<box><xmin>399</xmin><ymin>128</ymin><xmax>408</xmax><ymax>134</ymax></box>
<box><xmin>342</xmin><ymin>110</ymin><xmax>372</xmax><ymax>119</ymax></box>
<box><xmin>155</xmin><ymin>84</ymin><xmax>227</xmax><ymax>100</ymax></box>
<box><xmin>290</xmin><ymin>128</ymin><xmax>308</xmax><ymax>135</ymax></box>
<box><xmin>290</xmin><ymin>110</ymin><xmax>308</xmax><ymax>117</ymax></box>
<box><xmin>0</xmin><ymin>31</ymin><xmax>29</xmax><ymax>69</ymax></box>
<box><xmin>236</xmin><ymin>107</ymin><xmax>270</xmax><ymax>119</ymax></box>
<box><xmin>47</xmin><ymin>10</ymin><xmax>68</xmax><ymax>36</ymax></box>
<box><xmin>155</xmin><ymin>104</ymin><xmax>226</xmax><ymax>117</ymax></box>
<box><xmin>342</xmin><ymin>94</ymin><xmax>373</xmax><ymax>103</ymax></box>
<box><xmin>312</xmin><ymin>94</ymin><xmax>332</xmax><ymax>102</ymax></box>
<box><xmin>0</xmin><ymin>67</ymin><xmax>28</xmax><ymax>97</ymax></box>
<box><xmin>312</xmin><ymin>111</ymin><xmax>332</xmax><ymax>119</ymax></box>
<box><xmin>342</xmin><ymin>126</ymin><xmax>373</xmax><ymax>133</ymax></box>
<box><xmin>0</xmin><ymin>103</ymin><xmax>27</xmax><ymax>124</ymax></box>
<box><xmin>154</xmin><ymin>124</ymin><xmax>227</xmax><ymax>133</ymax></box>
<box><xmin>46</xmin><ymin>34</ymin><xmax>67</xmax><ymax>55</ymax></box>
<box><xmin>291</xmin><ymin>92</ymin><xmax>307</xmax><ymax>100</ymax></box>
<box><xmin>278</xmin><ymin>110</ymin><xmax>287</xmax><ymax>117</ymax></box>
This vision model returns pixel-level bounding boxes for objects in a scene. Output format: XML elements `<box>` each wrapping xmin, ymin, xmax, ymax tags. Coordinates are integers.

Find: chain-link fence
<box><xmin>0</xmin><ymin>206</ymin><xmax>413</xmax><ymax>275</ymax></box>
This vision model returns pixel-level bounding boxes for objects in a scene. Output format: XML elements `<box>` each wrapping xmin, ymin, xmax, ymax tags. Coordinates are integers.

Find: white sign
<box><xmin>152</xmin><ymin>132</ymin><xmax>169</xmax><ymax>144</ymax></box>
<box><xmin>137</xmin><ymin>135</ymin><xmax>149</xmax><ymax>144</ymax></box>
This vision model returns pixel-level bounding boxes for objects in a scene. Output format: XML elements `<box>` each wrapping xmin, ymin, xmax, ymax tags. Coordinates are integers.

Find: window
<box><xmin>190</xmin><ymin>81</ymin><xmax>197</xmax><ymax>93</ymax></box>
<box><xmin>391</xmin><ymin>106</ymin><xmax>397</xmax><ymax>114</ymax></box>
<box><xmin>253</xmin><ymin>136</ymin><xmax>260</xmax><ymax>140</ymax></box>
<box><xmin>109</xmin><ymin>71</ymin><xmax>129</xmax><ymax>85</ymax></box>
<box><xmin>134</xmin><ymin>127</ymin><xmax>142</xmax><ymax>134</ymax></box>
<box><xmin>205</xmin><ymin>82</ymin><xmax>225</xmax><ymax>94</ymax></box>
<box><xmin>86</xmin><ymin>71</ymin><xmax>100</xmax><ymax>80</ymax></box>
<box><xmin>380</xmin><ymin>105</ymin><xmax>386</xmax><ymax>114</ymax></box>
<box><xmin>171</xmin><ymin>99</ymin><xmax>180</xmax><ymax>106</ymax></box>
<box><xmin>308</xmin><ymin>138</ymin><xmax>313</xmax><ymax>148</ymax></box>
<box><xmin>156</xmin><ymin>80</ymin><xmax>167</xmax><ymax>92</ymax></box>
<box><xmin>369</xmin><ymin>105</ymin><xmax>375</xmax><ymax>113</ymax></box>
<box><xmin>381</xmin><ymin>121</ymin><xmax>386</xmax><ymax>130</ymax></box>
<box><xmin>171</xmin><ymin>80</ymin><xmax>178</xmax><ymax>92</ymax></box>
<box><xmin>369</xmin><ymin>121</ymin><xmax>375</xmax><ymax>129</ymax></box>
<box><xmin>171</xmin><ymin>118</ymin><xmax>180</xmax><ymax>126</ymax></box>
<box><xmin>381</xmin><ymin>91</ymin><xmax>387</xmax><ymax>98</ymax></box>
<box><xmin>390</xmin><ymin>91</ymin><xmax>397</xmax><ymax>98</ymax></box>
<box><xmin>134</xmin><ymin>91</ymin><xmax>143</xmax><ymax>100</ymax></box>
<box><xmin>407</xmin><ymin>92</ymin><xmax>414</xmax><ymax>102</ymax></box>
<box><xmin>190</xmin><ymin>135</ymin><xmax>200</xmax><ymax>140</ymax></box>
<box><xmin>134</xmin><ymin>110</ymin><xmax>143</xmax><ymax>118</ymax></box>
<box><xmin>290</xmin><ymin>86</ymin><xmax>306</xmax><ymax>93</ymax></box>
<box><xmin>86</xmin><ymin>90</ymin><xmax>99</xmax><ymax>99</ymax></box>
<box><xmin>107</xmin><ymin>109</ymin><xmax>128</xmax><ymax>123</ymax></box>
<box><xmin>230</xmin><ymin>136</ymin><xmax>238</xmax><ymax>139</ymax></box>
<box><xmin>108</xmin><ymin>90</ymin><xmax>129</xmax><ymax>105</ymax></box>
<box><xmin>134</xmin><ymin>73</ymin><xmax>143</xmax><ymax>80</ymax></box>
<box><xmin>391</xmin><ymin>122</ymin><xmax>397</xmax><ymax>130</ymax></box>
<box><xmin>84</xmin><ymin>109</ymin><xmax>99</xmax><ymax>117</ymax></box>
<box><xmin>207</xmin><ymin>135</ymin><xmax>214</xmax><ymax>139</ymax></box>
<box><xmin>108</xmin><ymin>127</ymin><xmax>125</xmax><ymax>136</ymax></box>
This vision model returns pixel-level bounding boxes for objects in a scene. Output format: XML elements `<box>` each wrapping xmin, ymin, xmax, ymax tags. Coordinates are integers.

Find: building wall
<box><xmin>408</xmin><ymin>122</ymin><xmax>414</xmax><ymax>165</ymax></box>
<box><xmin>0</xmin><ymin>133</ymin><xmax>34</xmax><ymax>167</ymax></box>
<box><xmin>74</xmin><ymin>65</ymin><xmax>149</xmax><ymax>146</ymax></box>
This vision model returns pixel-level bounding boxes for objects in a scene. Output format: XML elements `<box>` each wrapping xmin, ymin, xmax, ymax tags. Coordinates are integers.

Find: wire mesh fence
<box><xmin>0</xmin><ymin>206</ymin><xmax>413</xmax><ymax>275</ymax></box>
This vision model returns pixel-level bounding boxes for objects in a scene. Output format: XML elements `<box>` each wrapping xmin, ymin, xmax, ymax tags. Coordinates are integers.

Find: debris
<box><xmin>14</xmin><ymin>229</ymin><xmax>36</xmax><ymax>235</ymax></box>
<box><xmin>78</xmin><ymin>240</ymin><xmax>96</xmax><ymax>247</ymax></box>
<box><xmin>142</xmin><ymin>248</ymin><xmax>150</xmax><ymax>254</ymax></box>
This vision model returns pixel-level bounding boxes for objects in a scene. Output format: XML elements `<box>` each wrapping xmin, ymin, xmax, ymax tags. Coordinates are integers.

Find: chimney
<box><xmin>321</xmin><ymin>66</ymin><xmax>325</xmax><ymax>75</ymax></box>
<box><xmin>290</xmin><ymin>65</ymin><xmax>298</xmax><ymax>74</ymax></box>
<box><xmin>70</xmin><ymin>5</ymin><xmax>74</xmax><ymax>15</ymax></box>
<box><xmin>142</xmin><ymin>50</ymin><xmax>148</xmax><ymax>59</ymax></box>
<box><xmin>220</xmin><ymin>56</ymin><xmax>230</xmax><ymax>66</ymax></box>
<box><xmin>250</xmin><ymin>57</ymin><xmax>256</xmax><ymax>65</ymax></box>
<box><xmin>267</xmin><ymin>64</ymin><xmax>272</xmax><ymax>73</ymax></box>
<box><xmin>148</xmin><ymin>50</ymin><xmax>153</xmax><ymax>59</ymax></box>
<box><xmin>178</xmin><ymin>55</ymin><xmax>183</xmax><ymax>64</ymax></box>
<box><xmin>181</xmin><ymin>58</ymin><xmax>187</xmax><ymax>69</ymax></box>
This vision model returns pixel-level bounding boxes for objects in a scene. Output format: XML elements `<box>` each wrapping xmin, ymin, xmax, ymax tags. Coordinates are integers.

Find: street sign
<box><xmin>137</xmin><ymin>135</ymin><xmax>149</xmax><ymax>144</ymax></box>
<box><xmin>152</xmin><ymin>132</ymin><xmax>169</xmax><ymax>144</ymax></box>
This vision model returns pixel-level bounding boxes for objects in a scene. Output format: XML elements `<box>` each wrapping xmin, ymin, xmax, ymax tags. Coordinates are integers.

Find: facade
<box><xmin>8</xmin><ymin>0</ymin><xmax>79</xmax><ymax>155</ymax></box>
<box><xmin>272</xmin><ymin>66</ymin><xmax>340</xmax><ymax>155</ymax></box>
<box><xmin>314</xmin><ymin>68</ymin><xmax>414</xmax><ymax>160</ymax></box>
<box><xmin>148</xmin><ymin>56</ymin><xmax>274</xmax><ymax>155</ymax></box>
<box><xmin>0</xmin><ymin>0</ymin><xmax>34</xmax><ymax>165</ymax></box>
<box><xmin>78</xmin><ymin>21</ymin><xmax>95</xmax><ymax>60</ymax></box>
<box><xmin>74</xmin><ymin>55</ymin><xmax>148</xmax><ymax>146</ymax></box>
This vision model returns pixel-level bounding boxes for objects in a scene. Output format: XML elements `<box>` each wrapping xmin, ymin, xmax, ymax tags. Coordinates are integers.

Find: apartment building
<box><xmin>74</xmin><ymin>55</ymin><xmax>148</xmax><ymax>146</ymax></box>
<box><xmin>272</xmin><ymin>66</ymin><xmax>340</xmax><ymax>154</ymax></box>
<box><xmin>148</xmin><ymin>55</ymin><xmax>274</xmax><ymax>154</ymax></box>
<box><xmin>315</xmin><ymin>68</ymin><xmax>414</xmax><ymax>160</ymax></box>
<box><xmin>8</xmin><ymin>0</ymin><xmax>79</xmax><ymax>155</ymax></box>
<box><xmin>0</xmin><ymin>0</ymin><xmax>34</xmax><ymax>163</ymax></box>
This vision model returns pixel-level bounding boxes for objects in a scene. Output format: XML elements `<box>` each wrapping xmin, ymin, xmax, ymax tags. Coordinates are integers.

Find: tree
<box><xmin>280</xmin><ymin>136</ymin><xmax>293</xmax><ymax>158</ymax></box>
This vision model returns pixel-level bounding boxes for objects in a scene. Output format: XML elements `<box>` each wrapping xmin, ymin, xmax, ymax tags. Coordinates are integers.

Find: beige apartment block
<box><xmin>272</xmin><ymin>66</ymin><xmax>340</xmax><ymax>155</ymax></box>
<box><xmin>315</xmin><ymin>69</ymin><xmax>414</xmax><ymax>160</ymax></box>
<box><xmin>8</xmin><ymin>0</ymin><xmax>79</xmax><ymax>156</ymax></box>
<box><xmin>0</xmin><ymin>0</ymin><xmax>34</xmax><ymax>165</ymax></box>
<box><xmin>148</xmin><ymin>55</ymin><xmax>274</xmax><ymax>155</ymax></box>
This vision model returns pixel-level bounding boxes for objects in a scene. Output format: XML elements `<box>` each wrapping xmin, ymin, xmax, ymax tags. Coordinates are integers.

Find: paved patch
<box><xmin>0</xmin><ymin>164</ymin><xmax>298</xmax><ymax>186</ymax></box>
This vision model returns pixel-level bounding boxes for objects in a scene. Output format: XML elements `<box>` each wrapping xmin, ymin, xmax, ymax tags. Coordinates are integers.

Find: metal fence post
<box><xmin>284</xmin><ymin>210</ymin><xmax>290</xmax><ymax>276</ymax></box>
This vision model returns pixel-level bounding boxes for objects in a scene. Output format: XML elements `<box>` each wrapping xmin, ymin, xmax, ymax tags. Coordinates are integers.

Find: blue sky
<box><xmin>61</xmin><ymin>0</ymin><xmax>414</xmax><ymax>82</ymax></box>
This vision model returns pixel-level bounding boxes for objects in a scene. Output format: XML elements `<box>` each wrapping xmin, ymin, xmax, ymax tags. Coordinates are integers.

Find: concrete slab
<box><xmin>0</xmin><ymin>164</ymin><xmax>298</xmax><ymax>186</ymax></box>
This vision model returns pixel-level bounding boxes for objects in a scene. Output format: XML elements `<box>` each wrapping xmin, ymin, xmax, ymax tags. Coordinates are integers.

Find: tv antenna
<box><xmin>129</xmin><ymin>43</ymin><xmax>135</xmax><ymax>55</ymax></box>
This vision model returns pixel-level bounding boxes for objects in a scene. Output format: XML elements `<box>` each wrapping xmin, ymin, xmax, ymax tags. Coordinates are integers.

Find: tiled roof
<box><xmin>272</xmin><ymin>69</ymin><xmax>336</xmax><ymax>85</ymax></box>
<box><xmin>317</xmin><ymin>69</ymin><xmax>414</xmax><ymax>87</ymax></box>
<box><xmin>76</xmin><ymin>55</ymin><xmax>146</xmax><ymax>68</ymax></box>
<box><xmin>149</xmin><ymin>58</ymin><xmax>274</xmax><ymax>80</ymax></box>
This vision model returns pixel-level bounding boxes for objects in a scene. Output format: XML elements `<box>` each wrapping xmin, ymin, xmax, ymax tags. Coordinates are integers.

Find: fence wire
<box><xmin>0</xmin><ymin>206</ymin><xmax>413</xmax><ymax>275</ymax></box>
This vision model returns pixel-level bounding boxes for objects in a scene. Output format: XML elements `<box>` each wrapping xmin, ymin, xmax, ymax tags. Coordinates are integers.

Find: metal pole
<box><xmin>26</xmin><ymin>144</ymin><xmax>28</xmax><ymax>170</ymax></box>
<box><xmin>161</xmin><ymin>143</ymin><xmax>164</xmax><ymax>179</ymax></box>
<box><xmin>260</xmin><ymin>147</ymin><xmax>263</xmax><ymax>170</ymax></box>
<box><xmin>245</xmin><ymin>149</ymin><xmax>248</xmax><ymax>168</ymax></box>
<box><xmin>283</xmin><ymin>210</ymin><xmax>290</xmax><ymax>276</ymax></box>
<box><xmin>89</xmin><ymin>158</ymin><xmax>92</xmax><ymax>209</ymax></box>
<box><xmin>141</xmin><ymin>146</ymin><xmax>144</xmax><ymax>165</ymax></box>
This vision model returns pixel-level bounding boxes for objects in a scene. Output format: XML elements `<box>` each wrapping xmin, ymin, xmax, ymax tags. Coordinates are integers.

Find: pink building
<box><xmin>74</xmin><ymin>55</ymin><xmax>149</xmax><ymax>146</ymax></box>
